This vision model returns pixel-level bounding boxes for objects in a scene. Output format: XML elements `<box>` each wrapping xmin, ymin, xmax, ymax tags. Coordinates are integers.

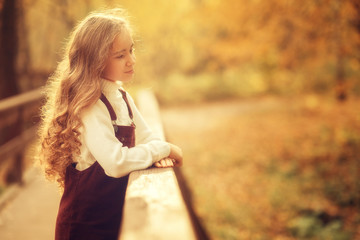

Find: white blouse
<box><xmin>75</xmin><ymin>80</ymin><xmax>170</xmax><ymax>178</ymax></box>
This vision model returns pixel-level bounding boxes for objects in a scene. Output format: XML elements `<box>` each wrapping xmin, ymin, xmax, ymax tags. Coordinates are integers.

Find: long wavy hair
<box><xmin>38</xmin><ymin>8</ymin><xmax>132</xmax><ymax>188</ymax></box>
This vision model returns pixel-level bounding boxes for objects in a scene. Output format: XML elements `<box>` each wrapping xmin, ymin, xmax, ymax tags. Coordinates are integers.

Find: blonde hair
<box><xmin>38</xmin><ymin>8</ymin><xmax>132</xmax><ymax>188</ymax></box>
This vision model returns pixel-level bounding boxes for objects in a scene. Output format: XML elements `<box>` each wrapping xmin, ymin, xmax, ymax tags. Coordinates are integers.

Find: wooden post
<box><xmin>0</xmin><ymin>87</ymin><xmax>43</xmax><ymax>185</ymax></box>
<box><xmin>119</xmin><ymin>90</ymin><xmax>196</xmax><ymax>240</ymax></box>
<box><xmin>5</xmin><ymin>105</ymin><xmax>24</xmax><ymax>185</ymax></box>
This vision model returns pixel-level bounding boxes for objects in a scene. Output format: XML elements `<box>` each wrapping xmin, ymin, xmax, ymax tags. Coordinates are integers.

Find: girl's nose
<box><xmin>126</xmin><ymin>54</ymin><xmax>136</xmax><ymax>66</ymax></box>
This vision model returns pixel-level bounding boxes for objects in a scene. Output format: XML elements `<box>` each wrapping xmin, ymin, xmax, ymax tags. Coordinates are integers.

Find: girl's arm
<box><xmin>125</xmin><ymin>92</ymin><xmax>164</xmax><ymax>145</ymax></box>
<box><xmin>154</xmin><ymin>143</ymin><xmax>183</xmax><ymax>168</ymax></box>
<box><xmin>80</xmin><ymin>101</ymin><xmax>171</xmax><ymax>178</ymax></box>
<box><xmin>126</xmin><ymin>92</ymin><xmax>183</xmax><ymax>168</ymax></box>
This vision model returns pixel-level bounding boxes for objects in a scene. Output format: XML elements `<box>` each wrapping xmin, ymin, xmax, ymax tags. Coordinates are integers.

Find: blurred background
<box><xmin>0</xmin><ymin>0</ymin><xmax>359</xmax><ymax>239</ymax></box>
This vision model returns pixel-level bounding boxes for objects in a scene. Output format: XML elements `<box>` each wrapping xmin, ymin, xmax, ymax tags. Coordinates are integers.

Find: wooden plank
<box><xmin>0</xmin><ymin>101</ymin><xmax>41</xmax><ymax>131</ymax></box>
<box><xmin>0</xmin><ymin>87</ymin><xmax>43</xmax><ymax>112</ymax></box>
<box><xmin>119</xmin><ymin>89</ymin><xmax>196</xmax><ymax>240</ymax></box>
<box><xmin>0</xmin><ymin>125</ymin><xmax>38</xmax><ymax>162</ymax></box>
<box><xmin>0</xmin><ymin>110</ymin><xmax>19</xmax><ymax>129</ymax></box>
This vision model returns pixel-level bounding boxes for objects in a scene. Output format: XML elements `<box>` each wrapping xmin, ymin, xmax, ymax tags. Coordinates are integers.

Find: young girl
<box><xmin>38</xmin><ymin>8</ymin><xmax>183</xmax><ymax>240</ymax></box>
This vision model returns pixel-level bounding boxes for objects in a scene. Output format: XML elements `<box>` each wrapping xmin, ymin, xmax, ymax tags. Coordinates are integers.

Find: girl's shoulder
<box><xmin>80</xmin><ymin>98</ymin><xmax>109</xmax><ymax>121</ymax></box>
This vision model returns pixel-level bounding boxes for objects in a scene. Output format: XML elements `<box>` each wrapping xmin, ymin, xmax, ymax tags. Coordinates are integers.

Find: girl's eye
<box><xmin>116</xmin><ymin>55</ymin><xmax>125</xmax><ymax>59</ymax></box>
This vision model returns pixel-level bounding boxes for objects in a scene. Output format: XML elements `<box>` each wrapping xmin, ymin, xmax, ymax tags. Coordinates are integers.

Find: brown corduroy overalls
<box><xmin>55</xmin><ymin>90</ymin><xmax>135</xmax><ymax>240</ymax></box>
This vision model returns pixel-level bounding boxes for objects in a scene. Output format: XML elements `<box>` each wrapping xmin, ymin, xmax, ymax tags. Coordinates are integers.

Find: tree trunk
<box><xmin>334</xmin><ymin>0</ymin><xmax>347</xmax><ymax>101</ymax></box>
<box><xmin>0</xmin><ymin>0</ymin><xmax>19</xmax><ymax>100</ymax></box>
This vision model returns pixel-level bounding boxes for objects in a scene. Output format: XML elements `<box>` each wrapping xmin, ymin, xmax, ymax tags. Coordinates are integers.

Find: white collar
<box><xmin>101</xmin><ymin>79</ymin><xmax>123</xmax><ymax>95</ymax></box>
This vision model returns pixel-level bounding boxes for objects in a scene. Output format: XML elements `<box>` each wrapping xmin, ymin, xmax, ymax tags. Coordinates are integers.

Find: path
<box><xmin>0</xmin><ymin>97</ymin><xmax>278</xmax><ymax>240</ymax></box>
<box><xmin>0</xmin><ymin>168</ymin><xmax>60</xmax><ymax>240</ymax></box>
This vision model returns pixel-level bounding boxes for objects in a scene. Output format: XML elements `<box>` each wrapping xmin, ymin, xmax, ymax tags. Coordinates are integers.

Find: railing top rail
<box><xmin>0</xmin><ymin>87</ymin><xmax>44</xmax><ymax>112</ymax></box>
<box><xmin>119</xmin><ymin>89</ymin><xmax>196</xmax><ymax>240</ymax></box>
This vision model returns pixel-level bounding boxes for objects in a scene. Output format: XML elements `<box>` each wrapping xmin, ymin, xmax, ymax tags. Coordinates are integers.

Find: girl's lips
<box><xmin>125</xmin><ymin>70</ymin><xmax>134</xmax><ymax>74</ymax></box>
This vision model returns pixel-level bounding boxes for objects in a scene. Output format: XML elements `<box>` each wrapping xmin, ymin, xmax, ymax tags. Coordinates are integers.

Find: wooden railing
<box><xmin>119</xmin><ymin>89</ymin><xmax>199</xmax><ymax>240</ymax></box>
<box><xmin>0</xmin><ymin>88</ymin><xmax>43</xmax><ymax>184</ymax></box>
<box><xmin>0</xmin><ymin>88</ymin><xmax>206</xmax><ymax>239</ymax></box>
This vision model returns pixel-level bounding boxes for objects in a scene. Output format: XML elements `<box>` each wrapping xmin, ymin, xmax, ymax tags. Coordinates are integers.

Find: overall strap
<box><xmin>119</xmin><ymin>89</ymin><xmax>134</xmax><ymax>120</ymax></box>
<box><xmin>100</xmin><ymin>93</ymin><xmax>117</xmax><ymax>121</ymax></box>
<box><xmin>100</xmin><ymin>90</ymin><xmax>135</xmax><ymax>126</ymax></box>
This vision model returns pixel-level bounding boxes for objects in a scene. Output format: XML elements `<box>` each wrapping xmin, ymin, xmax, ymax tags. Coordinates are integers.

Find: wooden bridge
<box><xmin>0</xmin><ymin>88</ymin><xmax>208</xmax><ymax>240</ymax></box>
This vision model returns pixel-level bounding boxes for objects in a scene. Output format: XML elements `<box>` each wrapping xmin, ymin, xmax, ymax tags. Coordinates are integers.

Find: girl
<box><xmin>38</xmin><ymin>8</ymin><xmax>183</xmax><ymax>240</ymax></box>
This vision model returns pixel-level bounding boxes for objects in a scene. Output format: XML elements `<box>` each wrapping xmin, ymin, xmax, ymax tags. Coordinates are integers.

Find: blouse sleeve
<box><xmin>81</xmin><ymin>100</ymin><xmax>170</xmax><ymax>178</ymax></box>
<box><xmin>125</xmin><ymin>92</ymin><xmax>164</xmax><ymax>145</ymax></box>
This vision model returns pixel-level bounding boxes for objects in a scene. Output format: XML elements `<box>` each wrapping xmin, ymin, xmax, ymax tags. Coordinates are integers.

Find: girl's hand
<box><xmin>154</xmin><ymin>143</ymin><xmax>183</xmax><ymax>168</ymax></box>
<box><xmin>154</xmin><ymin>157</ymin><xmax>175</xmax><ymax>168</ymax></box>
<box><xmin>168</xmin><ymin>143</ymin><xmax>183</xmax><ymax>167</ymax></box>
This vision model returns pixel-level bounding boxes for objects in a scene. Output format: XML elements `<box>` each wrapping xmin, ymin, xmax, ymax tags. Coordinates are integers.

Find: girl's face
<box><xmin>102</xmin><ymin>28</ymin><xmax>136</xmax><ymax>82</ymax></box>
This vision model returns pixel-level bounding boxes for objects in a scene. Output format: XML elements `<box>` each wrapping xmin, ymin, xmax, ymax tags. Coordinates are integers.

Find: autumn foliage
<box><xmin>163</xmin><ymin>95</ymin><xmax>360</xmax><ymax>239</ymax></box>
<box><xmin>1</xmin><ymin>0</ymin><xmax>359</xmax><ymax>100</ymax></box>
<box><xmin>0</xmin><ymin>0</ymin><xmax>359</xmax><ymax>239</ymax></box>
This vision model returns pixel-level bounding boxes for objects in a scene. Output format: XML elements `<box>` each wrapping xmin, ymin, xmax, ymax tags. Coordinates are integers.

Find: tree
<box><xmin>0</xmin><ymin>0</ymin><xmax>19</xmax><ymax>99</ymax></box>
<box><xmin>185</xmin><ymin>0</ymin><xmax>360</xmax><ymax>98</ymax></box>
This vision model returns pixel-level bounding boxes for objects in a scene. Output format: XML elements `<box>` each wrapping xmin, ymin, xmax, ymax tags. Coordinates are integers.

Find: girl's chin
<box><xmin>102</xmin><ymin>76</ymin><xmax>134</xmax><ymax>83</ymax></box>
<box><xmin>120</xmin><ymin>76</ymin><xmax>134</xmax><ymax>82</ymax></box>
